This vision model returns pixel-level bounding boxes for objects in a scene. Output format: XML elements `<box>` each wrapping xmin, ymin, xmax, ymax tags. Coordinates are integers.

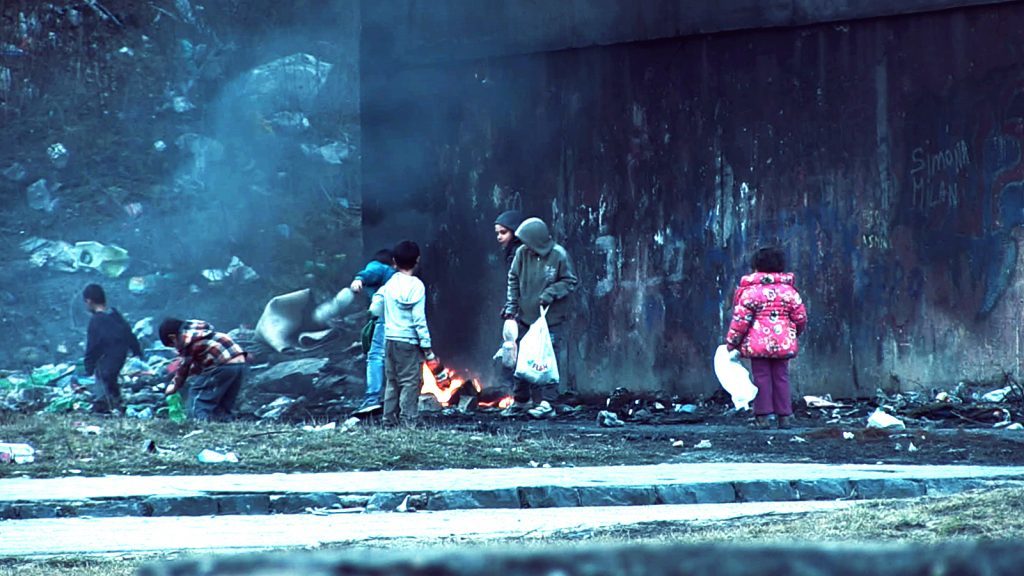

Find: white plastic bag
<box><xmin>515</xmin><ymin>307</ymin><xmax>559</xmax><ymax>384</ymax></box>
<box><xmin>500</xmin><ymin>319</ymin><xmax>519</xmax><ymax>368</ymax></box>
<box><xmin>713</xmin><ymin>345</ymin><xmax>757</xmax><ymax>410</ymax></box>
<box><xmin>866</xmin><ymin>408</ymin><xmax>906</xmax><ymax>430</ymax></box>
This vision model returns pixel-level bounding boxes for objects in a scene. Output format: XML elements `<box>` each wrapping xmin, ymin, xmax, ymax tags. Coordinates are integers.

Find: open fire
<box><xmin>420</xmin><ymin>363</ymin><xmax>513</xmax><ymax>409</ymax></box>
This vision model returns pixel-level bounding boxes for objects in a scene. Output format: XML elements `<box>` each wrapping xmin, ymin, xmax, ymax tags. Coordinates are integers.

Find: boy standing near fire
<box><xmin>502</xmin><ymin>217</ymin><xmax>578</xmax><ymax>419</ymax></box>
<box><xmin>370</xmin><ymin>240</ymin><xmax>444</xmax><ymax>426</ymax></box>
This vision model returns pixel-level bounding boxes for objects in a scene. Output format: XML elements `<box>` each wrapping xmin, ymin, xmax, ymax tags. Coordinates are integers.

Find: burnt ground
<box><xmin>406</xmin><ymin>403</ymin><xmax>1024</xmax><ymax>468</ymax></box>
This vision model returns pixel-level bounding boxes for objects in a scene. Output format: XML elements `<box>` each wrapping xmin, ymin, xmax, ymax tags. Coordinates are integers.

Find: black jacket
<box><xmin>84</xmin><ymin>308</ymin><xmax>142</xmax><ymax>382</ymax></box>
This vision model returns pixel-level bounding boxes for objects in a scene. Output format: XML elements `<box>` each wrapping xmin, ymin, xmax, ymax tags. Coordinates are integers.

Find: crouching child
<box><xmin>159</xmin><ymin>318</ymin><xmax>248</xmax><ymax>421</ymax></box>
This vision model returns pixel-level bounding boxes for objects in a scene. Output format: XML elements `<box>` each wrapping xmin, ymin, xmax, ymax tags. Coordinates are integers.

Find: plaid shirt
<box><xmin>173</xmin><ymin>320</ymin><xmax>247</xmax><ymax>389</ymax></box>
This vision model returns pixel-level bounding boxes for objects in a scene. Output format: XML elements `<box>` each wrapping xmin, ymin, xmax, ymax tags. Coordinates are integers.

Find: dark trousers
<box><xmin>187</xmin><ymin>363</ymin><xmax>247</xmax><ymax>421</ymax></box>
<box><xmin>511</xmin><ymin>321</ymin><xmax>563</xmax><ymax>404</ymax></box>
<box><xmin>384</xmin><ymin>340</ymin><xmax>424</xmax><ymax>425</ymax></box>
<box><xmin>91</xmin><ymin>371</ymin><xmax>122</xmax><ymax>413</ymax></box>
<box><xmin>750</xmin><ymin>358</ymin><xmax>792</xmax><ymax>416</ymax></box>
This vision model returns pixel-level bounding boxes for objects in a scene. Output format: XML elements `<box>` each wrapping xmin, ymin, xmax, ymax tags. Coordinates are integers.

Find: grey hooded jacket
<box><xmin>504</xmin><ymin>218</ymin><xmax>579</xmax><ymax>326</ymax></box>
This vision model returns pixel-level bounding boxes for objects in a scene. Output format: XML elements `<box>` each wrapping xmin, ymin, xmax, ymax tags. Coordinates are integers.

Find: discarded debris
<box><xmin>76</xmin><ymin>425</ymin><xmax>103</xmax><ymax>435</ymax></box>
<box><xmin>804</xmin><ymin>395</ymin><xmax>842</xmax><ymax>408</ymax></box>
<box><xmin>867</xmin><ymin>408</ymin><xmax>906</xmax><ymax>431</ymax></box>
<box><xmin>26</xmin><ymin>179</ymin><xmax>57</xmax><ymax>212</ymax></box>
<box><xmin>0</xmin><ymin>442</ymin><xmax>35</xmax><ymax>464</ymax></box>
<box><xmin>302</xmin><ymin>422</ymin><xmax>337</xmax><ymax>432</ymax></box>
<box><xmin>694</xmin><ymin>439</ymin><xmax>713</xmax><ymax>450</ymax></box>
<box><xmin>596</xmin><ymin>410</ymin><xmax>625</xmax><ymax>427</ymax></box>
<box><xmin>1008</xmin><ymin>423</ymin><xmax>1024</xmax><ymax>431</ymax></box>
<box><xmin>196</xmin><ymin>449</ymin><xmax>239</xmax><ymax>464</ymax></box>
<box><xmin>47</xmin><ymin>142</ymin><xmax>69</xmax><ymax>168</ymax></box>
<box><xmin>981</xmin><ymin>386</ymin><xmax>1013</xmax><ymax>403</ymax></box>
<box><xmin>843</xmin><ymin>432</ymin><xmax>855</xmax><ymax>440</ymax></box>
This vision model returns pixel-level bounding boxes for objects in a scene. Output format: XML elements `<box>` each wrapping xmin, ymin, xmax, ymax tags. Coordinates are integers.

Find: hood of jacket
<box><xmin>388</xmin><ymin>273</ymin><xmax>425</xmax><ymax>309</ymax></box>
<box><xmin>178</xmin><ymin>319</ymin><xmax>214</xmax><ymax>351</ymax></box>
<box><xmin>739</xmin><ymin>271</ymin><xmax>795</xmax><ymax>288</ymax></box>
<box><xmin>515</xmin><ymin>217</ymin><xmax>554</xmax><ymax>257</ymax></box>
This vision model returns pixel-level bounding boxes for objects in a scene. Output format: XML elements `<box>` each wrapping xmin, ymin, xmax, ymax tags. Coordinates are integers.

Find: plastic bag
<box><xmin>866</xmin><ymin>408</ymin><xmax>905</xmax><ymax>430</ymax></box>
<box><xmin>514</xmin><ymin>307</ymin><xmax>559</xmax><ymax>384</ymax></box>
<box><xmin>713</xmin><ymin>345</ymin><xmax>757</xmax><ymax>410</ymax></box>
<box><xmin>360</xmin><ymin>317</ymin><xmax>376</xmax><ymax>354</ymax></box>
<box><xmin>500</xmin><ymin>319</ymin><xmax>518</xmax><ymax>369</ymax></box>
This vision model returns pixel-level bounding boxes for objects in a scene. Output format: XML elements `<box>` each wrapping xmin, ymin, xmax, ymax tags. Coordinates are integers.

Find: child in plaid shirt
<box><xmin>159</xmin><ymin>318</ymin><xmax>248</xmax><ymax>421</ymax></box>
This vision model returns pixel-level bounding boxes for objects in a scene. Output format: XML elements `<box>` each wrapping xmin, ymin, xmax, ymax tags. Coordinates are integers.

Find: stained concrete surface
<box><xmin>0</xmin><ymin>500</ymin><xmax>854</xmax><ymax>557</ymax></box>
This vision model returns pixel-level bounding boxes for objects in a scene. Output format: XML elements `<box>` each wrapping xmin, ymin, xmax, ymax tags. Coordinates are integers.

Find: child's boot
<box><xmin>778</xmin><ymin>415</ymin><xmax>795</xmax><ymax>429</ymax></box>
<box><xmin>754</xmin><ymin>415</ymin><xmax>773</xmax><ymax>429</ymax></box>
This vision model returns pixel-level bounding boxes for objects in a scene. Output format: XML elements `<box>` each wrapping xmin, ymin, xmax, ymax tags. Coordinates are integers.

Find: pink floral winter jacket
<box><xmin>725</xmin><ymin>272</ymin><xmax>808</xmax><ymax>359</ymax></box>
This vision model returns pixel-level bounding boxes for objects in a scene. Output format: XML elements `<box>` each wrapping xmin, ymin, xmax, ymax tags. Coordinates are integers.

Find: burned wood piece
<box><xmin>906</xmin><ymin>402</ymin><xmax>1011</xmax><ymax>425</ymax></box>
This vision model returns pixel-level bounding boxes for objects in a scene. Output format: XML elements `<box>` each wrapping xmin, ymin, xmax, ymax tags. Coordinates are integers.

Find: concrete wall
<box><xmin>360</xmin><ymin>1</ymin><xmax>1024</xmax><ymax>398</ymax></box>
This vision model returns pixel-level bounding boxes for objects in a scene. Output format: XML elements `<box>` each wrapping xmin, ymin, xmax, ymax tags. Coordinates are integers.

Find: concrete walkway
<box><xmin>0</xmin><ymin>500</ymin><xmax>856</xmax><ymax>557</ymax></box>
<box><xmin>2</xmin><ymin>462</ymin><xmax>1022</xmax><ymax>518</ymax></box>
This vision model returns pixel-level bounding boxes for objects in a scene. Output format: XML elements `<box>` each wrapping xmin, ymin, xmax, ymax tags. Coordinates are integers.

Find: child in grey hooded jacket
<box><xmin>502</xmin><ymin>217</ymin><xmax>579</xmax><ymax>418</ymax></box>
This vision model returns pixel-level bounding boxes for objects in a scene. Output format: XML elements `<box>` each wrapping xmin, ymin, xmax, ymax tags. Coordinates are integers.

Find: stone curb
<box><xmin>3</xmin><ymin>477</ymin><xmax>1022</xmax><ymax>520</ymax></box>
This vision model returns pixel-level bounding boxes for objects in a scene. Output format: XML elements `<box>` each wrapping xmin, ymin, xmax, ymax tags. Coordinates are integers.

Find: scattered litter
<box><xmin>789</xmin><ymin>435</ymin><xmax>807</xmax><ymax>443</ymax></box>
<box><xmin>26</xmin><ymin>179</ymin><xmax>57</xmax><ymax>212</ymax></box>
<box><xmin>672</xmin><ymin>439</ymin><xmax>685</xmax><ymax>448</ymax></box>
<box><xmin>142</xmin><ymin>439</ymin><xmax>156</xmax><ymax>453</ymax></box>
<box><xmin>302</xmin><ymin>422</ymin><xmax>336</xmax><ymax>432</ymax></box>
<box><xmin>196</xmin><ymin>449</ymin><xmax>239</xmax><ymax>464</ymax></box>
<box><xmin>843</xmin><ymin>432</ymin><xmax>855</xmax><ymax>440</ymax></box>
<box><xmin>202</xmin><ymin>256</ymin><xmax>259</xmax><ymax>284</ymax></box>
<box><xmin>676</xmin><ymin>404</ymin><xmax>698</xmax><ymax>414</ymax></box>
<box><xmin>339</xmin><ymin>416</ymin><xmax>360</xmax><ymax>432</ymax></box>
<box><xmin>596</xmin><ymin>410</ymin><xmax>625</xmax><ymax>427</ymax></box>
<box><xmin>302</xmin><ymin>141</ymin><xmax>351</xmax><ymax>165</ymax></box>
<box><xmin>76</xmin><ymin>425</ymin><xmax>103</xmax><ymax>435</ymax></box>
<box><xmin>47</xmin><ymin>142</ymin><xmax>69</xmax><ymax>168</ymax></box>
<box><xmin>981</xmin><ymin>386</ymin><xmax>1013</xmax><ymax>403</ymax></box>
<box><xmin>126</xmin><ymin>405</ymin><xmax>154</xmax><ymax>420</ymax></box>
<box><xmin>713</xmin><ymin>345</ymin><xmax>757</xmax><ymax>410</ymax></box>
<box><xmin>803</xmin><ymin>394</ymin><xmax>841</xmax><ymax>408</ymax></box>
<box><xmin>3</xmin><ymin>162</ymin><xmax>26</xmax><ymax>181</ymax></box>
<box><xmin>0</xmin><ymin>442</ymin><xmax>35</xmax><ymax>464</ymax></box>
<box><xmin>1008</xmin><ymin>423</ymin><xmax>1024</xmax><ymax>431</ymax></box>
<box><xmin>395</xmin><ymin>495</ymin><xmax>412</xmax><ymax>513</ymax></box>
<box><xmin>153</xmin><ymin>140</ymin><xmax>167</xmax><ymax>152</ymax></box>
<box><xmin>867</xmin><ymin>408</ymin><xmax>906</xmax><ymax>430</ymax></box>
<box><xmin>172</xmin><ymin>95</ymin><xmax>195</xmax><ymax>113</ymax></box>
<box><xmin>124</xmin><ymin>202</ymin><xmax>144</xmax><ymax>218</ymax></box>
<box><xmin>694</xmin><ymin>439</ymin><xmax>712</xmax><ymax>450</ymax></box>
<box><xmin>165</xmin><ymin>392</ymin><xmax>186</xmax><ymax>424</ymax></box>
<box><xmin>182</xmin><ymin>430</ymin><xmax>204</xmax><ymax>439</ymax></box>
<box><xmin>908</xmin><ymin>442</ymin><xmax>919</xmax><ymax>452</ymax></box>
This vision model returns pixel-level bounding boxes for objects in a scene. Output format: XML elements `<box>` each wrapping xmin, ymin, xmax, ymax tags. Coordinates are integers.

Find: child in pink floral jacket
<box><xmin>725</xmin><ymin>247</ymin><xmax>808</xmax><ymax>429</ymax></box>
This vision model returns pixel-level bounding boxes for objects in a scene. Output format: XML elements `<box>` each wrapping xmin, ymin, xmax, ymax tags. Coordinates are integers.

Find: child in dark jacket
<box><xmin>83</xmin><ymin>283</ymin><xmax>142</xmax><ymax>414</ymax></box>
<box><xmin>350</xmin><ymin>249</ymin><xmax>397</xmax><ymax>412</ymax></box>
<box><xmin>724</xmin><ymin>247</ymin><xmax>808</xmax><ymax>429</ymax></box>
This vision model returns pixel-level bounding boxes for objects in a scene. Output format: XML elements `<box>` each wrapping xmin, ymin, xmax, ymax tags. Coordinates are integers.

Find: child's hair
<box><xmin>82</xmin><ymin>283</ymin><xmax>106</xmax><ymax>304</ymax></box>
<box><xmin>751</xmin><ymin>246</ymin><xmax>786</xmax><ymax>273</ymax></box>
<box><xmin>158</xmin><ymin>317</ymin><xmax>185</xmax><ymax>347</ymax></box>
<box><xmin>372</xmin><ymin>248</ymin><xmax>394</xmax><ymax>265</ymax></box>
<box><xmin>392</xmin><ymin>240</ymin><xmax>420</xmax><ymax>270</ymax></box>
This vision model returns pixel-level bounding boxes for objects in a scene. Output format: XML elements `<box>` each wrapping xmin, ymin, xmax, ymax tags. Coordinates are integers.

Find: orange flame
<box><xmin>420</xmin><ymin>363</ymin><xmax>479</xmax><ymax>406</ymax></box>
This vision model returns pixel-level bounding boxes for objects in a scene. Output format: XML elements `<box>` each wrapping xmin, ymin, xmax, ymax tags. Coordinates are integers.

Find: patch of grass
<box><xmin>0</xmin><ymin>413</ymin><xmax>673</xmax><ymax>478</ymax></box>
<box><xmin>0</xmin><ymin>556</ymin><xmax>147</xmax><ymax>576</ymax></box>
<box><xmin>539</xmin><ymin>488</ymin><xmax>1024</xmax><ymax>544</ymax></box>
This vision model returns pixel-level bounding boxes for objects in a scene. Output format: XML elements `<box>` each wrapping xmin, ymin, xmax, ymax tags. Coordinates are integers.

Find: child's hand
<box><xmin>350</xmin><ymin>279</ymin><xmax>363</xmax><ymax>293</ymax></box>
